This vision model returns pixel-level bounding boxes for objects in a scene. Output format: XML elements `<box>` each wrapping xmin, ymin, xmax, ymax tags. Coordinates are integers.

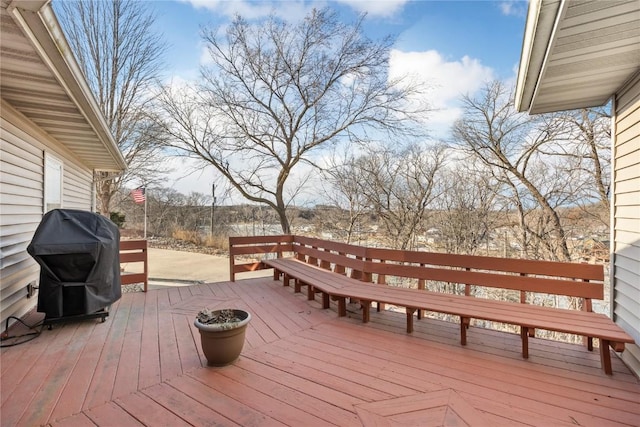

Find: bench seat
<box><xmin>265</xmin><ymin>257</ymin><xmax>634</xmax><ymax>375</ymax></box>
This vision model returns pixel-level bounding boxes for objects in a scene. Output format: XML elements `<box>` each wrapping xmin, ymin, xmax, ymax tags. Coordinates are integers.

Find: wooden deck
<box><xmin>1</xmin><ymin>277</ymin><xmax>639</xmax><ymax>426</ymax></box>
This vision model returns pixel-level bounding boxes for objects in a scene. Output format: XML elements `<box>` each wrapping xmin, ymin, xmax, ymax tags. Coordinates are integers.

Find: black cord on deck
<box><xmin>0</xmin><ymin>316</ymin><xmax>43</xmax><ymax>347</ymax></box>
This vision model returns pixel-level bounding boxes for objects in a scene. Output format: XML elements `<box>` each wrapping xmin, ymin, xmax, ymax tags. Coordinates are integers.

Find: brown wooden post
<box><xmin>322</xmin><ymin>292</ymin><xmax>330</xmax><ymax>309</ymax></box>
<box><xmin>583</xmin><ymin>278</ymin><xmax>594</xmax><ymax>351</ymax></box>
<box><xmin>521</xmin><ymin>326</ymin><xmax>529</xmax><ymax>359</ymax></box>
<box><xmin>406</xmin><ymin>308</ymin><xmax>416</xmax><ymax>333</ymax></box>
<box><xmin>337</xmin><ymin>297</ymin><xmax>347</xmax><ymax>317</ymax></box>
<box><xmin>418</xmin><ymin>263</ymin><xmax>426</xmax><ymax>319</ymax></box>
<box><xmin>361</xmin><ymin>300</ymin><xmax>371</xmax><ymax>323</ymax></box>
<box><xmin>600</xmin><ymin>339</ymin><xmax>612</xmax><ymax>375</ymax></box>
<box><xmin>460</xmin><ymin>317</ymin><xmax>470</xmax><ymax>345</ymax></box>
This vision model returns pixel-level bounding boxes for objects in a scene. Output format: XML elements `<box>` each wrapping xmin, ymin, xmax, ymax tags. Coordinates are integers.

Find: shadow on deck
<box><xmin>1</xmin><ymin>277</ymin><xmax>639</xmax><ymax>426</ymax></box>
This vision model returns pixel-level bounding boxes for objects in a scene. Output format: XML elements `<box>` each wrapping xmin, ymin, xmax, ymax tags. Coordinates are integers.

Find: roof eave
<box><xmin>515</xmin><ymin>0</ymin><xmax>564</xmax><ymax>113</ymax></box>
<box><xmin>7</xmin><ymin>0</ymin><xmax>126</xmax><ymax>172</ymax></box>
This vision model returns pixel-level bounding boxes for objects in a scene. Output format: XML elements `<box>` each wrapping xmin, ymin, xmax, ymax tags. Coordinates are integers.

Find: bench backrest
<box><xmin>293</xmin><ymin>235</ymin><xmax>367</xmax><ymax>279</ymax></box>
<box><xmin>365</xmin><ymin>247</ymin><xmax>604</xmax><ymax>300</ymax></box>
<box><xmin>229</xmin><ymin>235</ymin><xmax>294</xmax><ymax>281</ymax></box>
<box><xmin>119</xmin><ymin>239</ymin><xmax>148</xmax><ymax>292</ymax></box>
<box><xmin>228</xmin><ymin>235</ymin><xmax>605</xmax><ymax>307</ymax></box>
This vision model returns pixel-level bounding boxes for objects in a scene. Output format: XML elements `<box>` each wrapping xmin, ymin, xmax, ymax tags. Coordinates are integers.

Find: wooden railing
<box><xmin>119</xmin><ymin>239</ymin><xmax>148</xmax><ymax>292</ymax></box>
<box><xmin>228</xmin><ymin>235</ymin><xmax>294</xmax><ymax>281</ymax></box>
<box><xmin>229</xmin><ymin>234</ymin><xmax>604</xmax><ymax>313</ymax></box>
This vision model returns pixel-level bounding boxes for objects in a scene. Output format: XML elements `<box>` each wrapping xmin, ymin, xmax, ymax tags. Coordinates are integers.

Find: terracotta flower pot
<box><xmin>194</xmin><ymin>309</ymin><xmax>251</xmax><ymax>366</ymax></box>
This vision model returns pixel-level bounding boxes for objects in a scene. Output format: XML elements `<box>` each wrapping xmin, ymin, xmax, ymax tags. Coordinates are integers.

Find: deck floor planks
<box><xmin>111</xmin><ymin>292</ymin><xmax>144</xmax><ymax>398</ymax></box>
<box><xmin>141</xmin><ymin>382</ymin><xmax>243</xmax><ymax>427</ymax></box>
<box><xmin>267</xmin><ymin>336</ymin><xmax>420</xmax><ymax>398</ymax></box>
<box><xmin>51</xmin><ymin>412</ymin><xmax>100</xmax><ymax>427</ymax></box>
<box><xmin>247</xmin><ymin>345</ymin><xmax>397</xmax><ymax>403</ymax></box>
<box><xmin>280</xmin><ymin>332</ymin><xmax>446</xmax><ymax>394</ymax></box>
<box><xmin>305</xmin><ymin>320</ymin><xmax>639</xmax><ymax>425</ymax></box>
<box><xmin>215</xmin><ymin>359</ymin><xmax>362</xmax><ymax>426</ymax></box>
<box><xmin>114</xmin><ymin>389</ymin><xmax>193</xmax><ymax>426</ymax></box>
<box><xmin>365</xmin><ymin>309</ymin><xmax>640</xmax><ymax>396</ymax></box>
<box><xmin>165</xmin><ymin>373</ymin><xmax>286</xmax><ymax>427</ymax></box>
<box><xmin>81</xmin><ymin>292</ymin><xmax>134</xmax><ymax>410</ymax></box>
<box><xmin>0</xmin><ymin>312</ymin><xmax>64</xmax><ymax>406</ymax></box>
<box><xmin>138</xmin><ymin>288</ymin><xmax>161</xmax><ymax>390</ymax></box>
<box><xmin>83</xmin><ymin>401</ymin><xmax>144</xmax><ymax>426</ymax></box>
<box><xmin>2</xmin><ymin>277</ymin><xmax>639</xmax><ymax>427</ymax></box>
<box><xmin>230</xmin><ymin>278</ymin><xmax>315</xmax><ymax>339</ymax></box>
<box><xmin>47</xmin><ymin>309</ymin><xmax>117</xmax><ymax>421</ymax></box>
<box><xmin>189</xmin><ymin>367</ymin><xmax>336</xmax><ymax>426</ymax></box>
<box><xmin>1</xmin><ymin>320</ymin><xmax>88</xmax><ymax>426</ymax></box>
<box><xmin>17</xmin><ymin>321</ymin><xmax>99</xmax><ymax>426</ymax></box>
<box><xmin>230</xmin><ymin>356</ymin><xmax>368</xmax><ymax>412</ymax></box>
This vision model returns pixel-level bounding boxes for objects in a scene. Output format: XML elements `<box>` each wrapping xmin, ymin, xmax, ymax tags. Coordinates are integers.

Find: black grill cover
<box><xmin>27</xmin><ymin>209</ymin><xmax>121</xmax><ymax>318</ymax></box>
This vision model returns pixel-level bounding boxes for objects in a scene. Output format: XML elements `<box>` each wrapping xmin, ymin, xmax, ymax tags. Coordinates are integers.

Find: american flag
<box><xmin>131</xmin><ymin>187</ymin><xmax>146</xmax><ymax>204</ymax></box>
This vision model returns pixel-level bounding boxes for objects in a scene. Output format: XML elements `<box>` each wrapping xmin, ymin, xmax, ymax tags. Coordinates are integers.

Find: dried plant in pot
<box><xmin>194</xmin><ymin>308</ymin><xmax>251</xmax><ymax>366</ymax></box>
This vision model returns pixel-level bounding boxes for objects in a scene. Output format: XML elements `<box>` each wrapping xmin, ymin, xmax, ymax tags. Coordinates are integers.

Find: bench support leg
<box><xmin>417</xmin><ymin>309</ymin><xmax>423</xmax><ymax>320</ymax></box>
<box><xmin>283</xmin><ymin>273</ymin><xmax>290</xmax><ymax>287</ymax></box>
<box><xmin>322</xmin><ymin>292</ymin><xmax>330</xmax><ymax>309</ymax></box>
<box><xmin>361</xmin><ymin>301</ymin><xmax>371</xmax><ymax>323</ymax></box>
<box><xmin>600</xmin><ymin>339</ymin><xmax>612</xmax><ymax>375</ymax></box>
<box><xmin>585</xmin><ymin>336</ymin><xmax>593</xmax><ymax>351</ymax></box>
<box><xmin>406</xmin><ymin>308</ymin><xmax>416</xmax><ymax>333</ymax></box>
<box><xmin>307</xmin><ymin>285</ymin><xmax>314</xmax><ymax>301</ymax></box>
<box><xmin>273</xmin><ymin>269</ymin><xmax>280</xmax><ymax>281</ymax></box>
<box><xmin>294</xmin><ymin>279</ymin><xmax>301</xmax><ymax>293</ymax></box>
<box><xmin>460</xmin><ymin>317</ymin><xmax>470</xmax><ymax>345</ymax></box>
<box><xmin>337</xmin><ymin>298</ymin><xmax>346</xmax><ymax>317</ymax></box>
<box><xmin>521</xmin><ymin>327</ymin><xmax>529</xmax><ymax>359</ymax></box>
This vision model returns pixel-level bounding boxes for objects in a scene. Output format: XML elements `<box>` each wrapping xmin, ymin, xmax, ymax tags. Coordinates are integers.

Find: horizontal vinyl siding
<box><xmin>613</xmin><ymin>73</ymin><xmax>640</xmax><ymax>345</ymax></box>
<box><xmin>1</xmin><ymin>101</ymin><xmax>95</xmax><ymax>328</ymax></box>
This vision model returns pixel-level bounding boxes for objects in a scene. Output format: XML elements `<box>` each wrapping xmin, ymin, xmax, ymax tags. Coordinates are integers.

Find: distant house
<box><xmin>0</xmin><ymin>1</ymin><xmax>126</xmax><ymax>327</ymax></box>
<box><xmin>515</xmin><ymin>0</ymin><xmax>640</xmax><ymax>375</ymax></box>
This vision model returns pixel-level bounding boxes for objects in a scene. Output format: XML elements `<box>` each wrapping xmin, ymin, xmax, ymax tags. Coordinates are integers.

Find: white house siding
<box><xmin>0</xmin><ymin>101</ymin><xmax>94</xmax><ymax>326</ymax></box>
<box><xmin>613</xmin><ymin>72</ymin><xmax>640</xmax><ymax>373</ymax></box>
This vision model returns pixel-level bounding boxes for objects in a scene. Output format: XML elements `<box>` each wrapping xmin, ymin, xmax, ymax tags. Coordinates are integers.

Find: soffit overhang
<box><xmin>515</xmin><ymin>0</ymin><xmax>640</xmax><ymax>114</ymax></box>
<box><xmin>1</xmin><ymin>0</ymin><xmax>126</xmax><ymax>172</ymax></box>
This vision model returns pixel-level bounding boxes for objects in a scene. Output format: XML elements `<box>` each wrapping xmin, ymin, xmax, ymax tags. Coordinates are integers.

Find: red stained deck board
<box><xmin>166</xmin><ymin>374</ymin><xmax>286</xmax><ymax>427</ymax></box>
<box><xmin>1</xmin><ymin>278</ymin><xmax>638</xmax><ymax>427</ymax></box>
<box><xmin>84</xmin><ymin>401</ymin><xmax>145</xmax><ymax>426</ymax></box>
<box><xmin>190</xmin><ymin>368</ymin><xmax>336</xmax><ymax>426</ymax></box>
<box><xmin>305</xmin><ymin>321</ymin><xmax>640</xmax><ymax>425</ymax></box>
<box><xmin>232</xmin><ymin>356</ymin><xmax>366</xmax><ymax>411</ymax></box>
<box><xmin>142</xmin><ymin>382</ymin><xmax>243</xmax><ymax>427</ymax></box>
<box><xmin>216</xmin><ymin>361</ymin><xmax>362</xmax><ymax>426</ymax></box>
<box><xmin>114</xmin><ymin>390</ymin><xmax>192</xmax><ymax>426</ymax></box>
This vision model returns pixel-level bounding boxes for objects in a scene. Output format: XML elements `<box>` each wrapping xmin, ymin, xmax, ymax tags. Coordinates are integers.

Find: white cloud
<box><xmin>335</xmin><ymin>0</ymin><xmax>408</xmax><ymax>17</ymax></box>
<box><xmin>180</xmin><ymin>0</ymin><xmax>316</xmax><ymax>22</ymax></box>
<box><xmin>388</xmin><ymin>49</ymin><xmax>494</xmax><ymax>137</ymax></box>
<box><xmin>499</xmin><ymin>1</ymin><xmax>527</xmax><ymax>17</ymax></box>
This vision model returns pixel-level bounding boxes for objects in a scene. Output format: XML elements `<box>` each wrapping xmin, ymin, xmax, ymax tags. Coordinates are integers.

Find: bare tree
<box><xmin>56</xmin><ymin>0</ymin><xmax>166</xmax><ymax>215</ymax></box>
<box><xmin>433</xmin><ymin>165</ymin><xmax>504</xmax><ymax>255</ymax></box>
<box><xmin>541</xmin><ymin>107</ymin><xmax>611</xmax><ymax>230</ymax></box>
<box><xmin>452</xmin><ymin>81</ymin><xmax>575</xmax><ymax>261</ymax></box>
<box><xmin>157</xmin><ymin>8</ymin><xmax>430</xmax><ymax>233</ymax></box>
<box><xmin>347</xmin><ymin>143</ymin><xmax>444</xmax><ymax>250</ymax></box>
<box><xmin>322</xmin><ymin>152</ymin><xmax>370</xmax><ymax>243</ymax></box>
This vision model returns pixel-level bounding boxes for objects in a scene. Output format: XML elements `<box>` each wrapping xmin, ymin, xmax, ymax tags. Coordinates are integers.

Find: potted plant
<box><xmin>194</xmin><ymin>308</ymin><xmax>251</xmax><ymax>366</ymax></box>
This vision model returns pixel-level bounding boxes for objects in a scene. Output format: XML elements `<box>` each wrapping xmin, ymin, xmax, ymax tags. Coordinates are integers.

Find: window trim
<box><xmin>44</xmin><ymin>152</ymin><xmax>63</xmax><ymax>213</ymax></box>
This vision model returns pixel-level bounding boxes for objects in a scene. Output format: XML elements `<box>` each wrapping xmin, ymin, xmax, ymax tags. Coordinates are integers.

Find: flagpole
<box><xmin>143</xmin><ymin>189</ymin><xmax>147</xmax><ymax>239</ymax></box>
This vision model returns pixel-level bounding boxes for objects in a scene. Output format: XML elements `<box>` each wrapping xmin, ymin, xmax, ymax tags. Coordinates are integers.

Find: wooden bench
<box><xmin>119</xmin><ymin>239</ymin><xmax>148</xmax><ymax>292</ymax></box>
<box><xmin>231</xmin><ymin>235</ymin><xmax>635</xmax><ymax>374</ymax></box>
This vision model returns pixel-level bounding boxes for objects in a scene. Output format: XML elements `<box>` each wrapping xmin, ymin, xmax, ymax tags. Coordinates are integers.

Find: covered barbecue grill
<box><xmin>27</xmin><ymin>209</ymin><xmax>121</xmax><ymax>324</ymax></box>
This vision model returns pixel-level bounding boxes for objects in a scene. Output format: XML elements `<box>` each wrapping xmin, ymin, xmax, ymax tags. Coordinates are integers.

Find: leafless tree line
<box><xmin>322</xmin><ymin>81</ymin><xmax>610</xmax><ymax>261</ymax></box>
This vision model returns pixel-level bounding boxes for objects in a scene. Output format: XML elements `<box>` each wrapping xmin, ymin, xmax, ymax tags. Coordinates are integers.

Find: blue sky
<box><xmin>144</xmin><ymin>0</ymin><xmax>529</xmax><ymax>197</ymax></box>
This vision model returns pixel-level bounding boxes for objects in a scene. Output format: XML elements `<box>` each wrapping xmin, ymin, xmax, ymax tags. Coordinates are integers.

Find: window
<box><xmin>44</xmin><ymin>153</ymin><xmax>63</xmax><ymax>212</ymax></box>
